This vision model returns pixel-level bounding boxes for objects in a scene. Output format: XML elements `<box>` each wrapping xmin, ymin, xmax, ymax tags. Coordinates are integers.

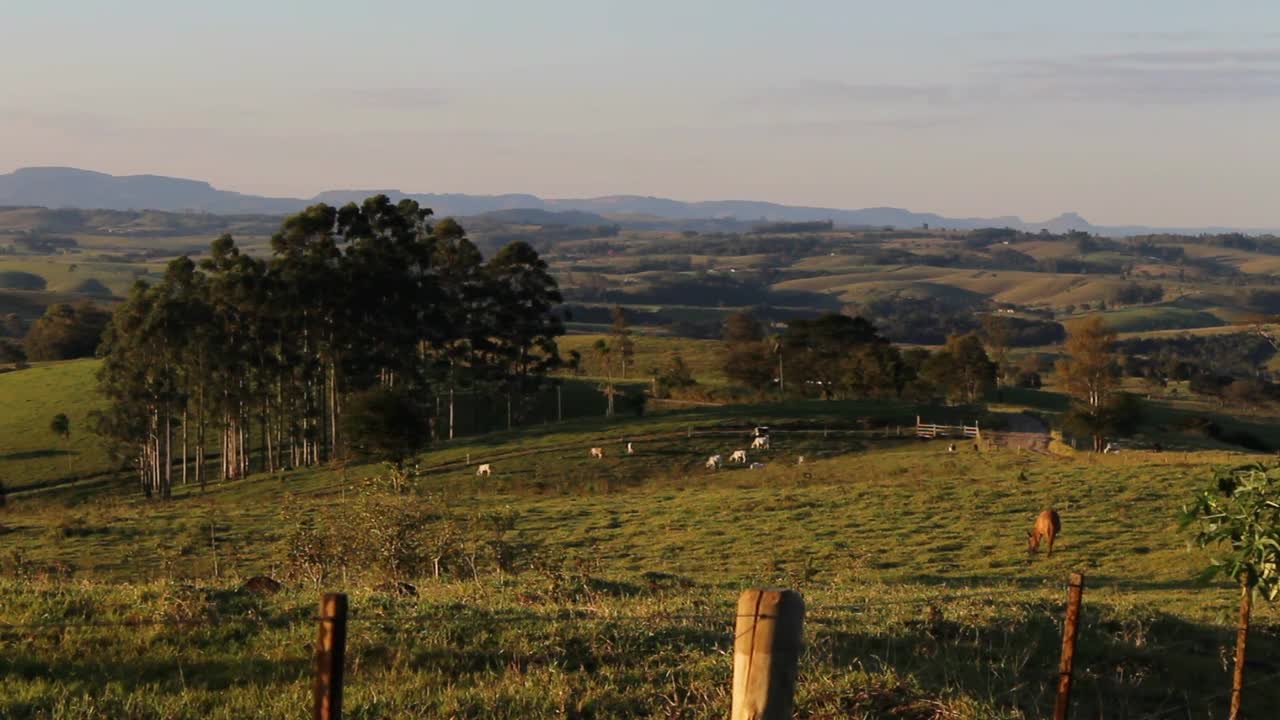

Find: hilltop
<box><xmin>3</xmin><ymin>166</ymin><xmax>1272</xmax><ymax>235</ymax></box>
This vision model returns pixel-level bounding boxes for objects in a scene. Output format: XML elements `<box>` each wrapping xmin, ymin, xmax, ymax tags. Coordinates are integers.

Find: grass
<box><xmin>1089</xmin><ymin>305</ymin><xmax>1224</xmax><ymax>333</ymax></box>
<box><xmin>557</xmin><ymin>333</ymin><xmax>727</xmax><ymax>384</ymax></box>
<box><xmin>0</xmin><ymin>359</ymin><xmax>112</xmax><ymax>493</ymax></box>
<box><xmin>3</xmin><ymin>402</ymin><xmax>1280</xmax><ymax>717</ymax></box>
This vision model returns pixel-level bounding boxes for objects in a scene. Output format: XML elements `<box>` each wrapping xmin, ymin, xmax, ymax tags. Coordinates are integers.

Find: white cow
<box><xmin>705</xmin><ymin>454</ymin><xmax>723</xmax><ymax>470</ymax></box>
<box><xmin>729</xmin><ymin>449</ymin><xmax>748</xmax><ymax>464</ymax></box>
<box><xmin>796</xmin><ymin>456</ymin><xmax>805</xmax><ymax>465</ymax></box>
<box><xmin>749</xmin><ymin>462</ymin><xmax>765</xmax><ymax>470</ymax></box>
<box><xmin>476</xmin><ymin>463</ymin><xmax>492</xmax><ymax>477</ymax></box>
<box><xmin>590</xmin><ymin>447</ymin><xmax>604</xmax><ymax>459</ymax></box>
<box><xmin>751</xmin><ymin>436</ymin><xmax>770</xmax><ymax>450</ymax></box>
<box><xmin>626</xmin><ymin>442</ymin><xmax>634</xmax><ymax>455</ymax></box>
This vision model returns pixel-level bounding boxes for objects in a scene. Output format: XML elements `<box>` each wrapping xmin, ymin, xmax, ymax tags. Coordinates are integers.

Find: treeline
<box><xmin>94</xmin><ymin>196</ymin><xmax>564</xmax><ymax>499</ymax></box>
<box><xmin>749</xmin><ymin>220</ymin><xmax>833</xmax><ymax>234</ymax></box>
<box><xmin>720</xmin><ymin>312</ymin><xmax>999</xmax><ymax>404</ymax></box>
<box><xmin>852</xmin><ymin>295</ymin><xmax>1065</xmax><ymax>346</ymax></box>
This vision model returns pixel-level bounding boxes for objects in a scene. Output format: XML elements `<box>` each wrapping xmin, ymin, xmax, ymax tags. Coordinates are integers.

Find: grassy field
<box><xmin>557</xmin><ymin>333</ymin><xmax>726</xmax><ymax>384</ymax></box>
<box><xmin>3</xmin><ymin>396</ymin><xmax>1280</xmax><ymax>718</ymax></box>
<box><xmin>0</xmin><ymin>360</ymin><xmax>112</xmax><ymax>492</ymax></box>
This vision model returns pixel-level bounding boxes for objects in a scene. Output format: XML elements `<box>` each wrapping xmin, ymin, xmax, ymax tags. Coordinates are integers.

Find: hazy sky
<box><xmin>4</xmin><ymin>1</ymin><xmax>1280</xmax><ymax>225</ymax></box>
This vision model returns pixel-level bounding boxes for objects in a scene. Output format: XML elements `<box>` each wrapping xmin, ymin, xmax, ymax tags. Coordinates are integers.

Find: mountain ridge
<box><xmin>0</xmin><ymin>166</ymin><xmax>1270</xmax><ymax>237</ymax></box>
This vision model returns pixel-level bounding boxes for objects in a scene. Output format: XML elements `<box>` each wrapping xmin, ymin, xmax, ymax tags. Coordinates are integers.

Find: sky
<box><xmin>3</xmin><ymin>0</ymin><xmax>1280</xmax><ymax>226</ymax></box>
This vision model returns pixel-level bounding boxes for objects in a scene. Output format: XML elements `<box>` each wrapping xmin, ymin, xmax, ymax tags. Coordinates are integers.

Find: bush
<box><xmin>341</xmin><ymin>387</ymin><xmax>430</xmax><ymax>467</ymax></box>
<box><xmin>23</xmin><ymin>301</ymin><xmax>110</xmax><ymax>360</ymax></box>
<box><xmin>0</xmin><ymin>271</ymin><xmax>47</xmax><ymax>291</ymax></box>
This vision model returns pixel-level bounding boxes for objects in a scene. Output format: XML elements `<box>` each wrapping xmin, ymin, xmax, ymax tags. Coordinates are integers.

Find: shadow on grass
<box><xmin>810</xmin><ymin>601</ymin><xmax>1280</xmax><ymax>718</ymax></box>
<box><xmin>1</xmin><ymin>448</ymin><xmax>74</xmax><ymax>461</ymax></box>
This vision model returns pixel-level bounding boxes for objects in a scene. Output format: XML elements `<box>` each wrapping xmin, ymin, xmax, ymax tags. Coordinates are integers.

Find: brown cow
<box><xmin>1028</xmin><ymin>509</ymin><xmax>1061</xmax><ymax>556</ymax></box>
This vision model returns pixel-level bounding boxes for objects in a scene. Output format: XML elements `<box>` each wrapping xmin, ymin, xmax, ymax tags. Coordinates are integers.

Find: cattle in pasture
<box><xmin>730</xmin><ymin>449</ymin><xmax>748</xmax><ymax>464</ymax></box>
<box><xmin>1028</xmin><ymin>509</ymin><xmax>1061</xmax><ymax>556</ymax></box>
<box><xmin>797</xmin><ymin>455</ymin><xmax>805</xmax><ymax>465</ymax></box>
<box><xmin>751</xmin><ymin>436</ymin><xmax>770</xmax><ymax>450</ymax></box>
<box><xmin>476</xmin><ymin>463</ymin><xmax>492</xmax><ymax>477</ymax></box>
<box><xmin>590</xmin><ymin>447</ymin><xmax>604</xmax><ymax>459</ymax></box>
<box><xmin>626</xmin><ymin>442</ymin><xmax>634</xmax><ymax>455</ymax></box>
<box><xmin>706</xmin><ymin>454</ymin><xmax>723</xmax><ymax>470</ymax></box>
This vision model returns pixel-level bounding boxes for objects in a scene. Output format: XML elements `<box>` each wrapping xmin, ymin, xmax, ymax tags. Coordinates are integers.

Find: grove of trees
<box><xmin>94</xmin><ymin>196</ymin><xmax>564</xmax><ymax>499</ymax></box>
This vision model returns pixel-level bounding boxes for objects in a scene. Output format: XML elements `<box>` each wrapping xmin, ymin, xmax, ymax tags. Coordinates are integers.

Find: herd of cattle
<box><xmin>473</xmin><ymin>425</ymin><xmax>1064</xmax><ymax>558</ymax></box>
<box><xmin>474</xmin><ymin>427</ymin><xmax>801</xmax><ymax>477</ymax></box>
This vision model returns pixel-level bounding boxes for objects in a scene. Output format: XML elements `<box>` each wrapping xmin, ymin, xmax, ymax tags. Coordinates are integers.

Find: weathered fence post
<box><xmin>733</xmin><ymin>588</ymin><xmax>805</xmax><ymax>720</ymax></box>
<box><xmin>1053</xmin><ymin>573</ymin><xmax>1085</xmax><ymax>720</ymax></box>
<box><xmin>314</xmin><ymin>592</ymin><xmax>348</xmax><ymax>720</ymax></box>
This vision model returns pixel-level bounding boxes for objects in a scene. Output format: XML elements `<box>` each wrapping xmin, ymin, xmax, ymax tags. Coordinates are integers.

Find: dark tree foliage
<box><xmin>722</xmin><ymin>313</ymin><xmax>773</xmax><ymax>391</ymax></box>
<box><xmin>1063</xmin><ymin>393</ymin><xmax>1143</xmax><ymax>452</ymax></box>
<box><xmin>94</xmin><ymin>197</ymin><xmax>565</xmax><ymax>499</ymax></box>
<box><xmin>1107</xmin><ymin>282</ymin><xmax>1164</xmax><ymax>306</ymax></box>
<box><xmin>920</xmin><ymin>333</ymin><xmax>998</xmax><ymax>403</ymax></box>
<box><xmin>23</xmin><ymin>301</ymin><xmax>110</xmax><ymax>360</ymax></box>
<box><xmin>1</xmin><ymin>313</ymin><xmax>25</xmax><ymax>338</ymax></box>
<box><xmin>1118</xmin><ymin>333</ymin><xmax>1275</xmax><ymax>381</ymax></box>
<box><xmin>0</xmin><ymin>271</ymin><xmax>47</xmax><ymax>291</ymax></box>
<box><xmin>855</xmin><ymin>295</ymin><xmax>979</xmax><ymax>345</ymax></box>
<box><xmin>0</xmin><ymin>339</ymin><xmax>26</xmax><ymax>366</ymax></box>
<box><xmin>341</xmin><ymin>387</ymin><xmax>430</xmax><ymax>467</ymax></box>
<box><xmin>781</xmin><ymin>314</ymin><xmax>905</xmax><ymax>400</ymax></box>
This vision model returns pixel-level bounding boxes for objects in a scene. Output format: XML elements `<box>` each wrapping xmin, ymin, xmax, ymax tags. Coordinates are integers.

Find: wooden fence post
<box><xmin>1053</xmin><ymin>573</ymin><xmax>1085</xmax><ymax>720</ymax></box>
<box><xmin>733</xmin><ymin>588</ymin><xmax>805</xmax><ymax>720</ymax></box>
<box><xmin>314</xmin><ymin>592</ymin><xmax>348</xmax><ymax>720</ymax></box>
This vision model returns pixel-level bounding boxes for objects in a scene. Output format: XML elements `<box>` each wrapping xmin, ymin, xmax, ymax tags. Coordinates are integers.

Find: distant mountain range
<box><xmin>0</xmin><ymin>167</ymin><xmax>1270</xmax><ymax>237</ymax></box>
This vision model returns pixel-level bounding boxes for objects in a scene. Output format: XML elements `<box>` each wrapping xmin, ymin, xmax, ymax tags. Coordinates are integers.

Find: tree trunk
<box><xmin>181</xmin><ymin>407</ymin><xmax>188</xmax><ymax>486</ymax></box>
<box><xmin>1230</xmin><ymin>582</ymin><xmax>1251</xmax><ymax>720</ymax></box>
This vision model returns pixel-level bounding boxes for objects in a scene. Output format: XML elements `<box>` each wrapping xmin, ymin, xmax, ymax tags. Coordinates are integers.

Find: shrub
<box><xmin>0</xmin><ymin>270</ymin><xmax>47</xmax><ymax>291</ymax></box>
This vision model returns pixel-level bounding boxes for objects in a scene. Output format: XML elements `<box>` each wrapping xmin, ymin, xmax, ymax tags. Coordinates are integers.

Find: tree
<box><xmin>722</xmin><ymin>313</ymin><xmax>773</xmax><ymax>392</ymax></box>
<box><xmin>979</xmin><ymin>314</ymin><xmax>1012</xmax><ymax>384</ymax></box>
<box><xmin>781</xmin><ymin>313</ymin><xmax>883</xmax><ymax>399</ymax></box>
<box><xmin>1182</xmin><ymin>464</ymin><xmax>1280</xmax><ymax>719</ymax></box>
<box><xmin>723</xmin><ymin>312</ymin><xmax>764</xmax><ymax>344</ymax></box>
<box><xmin>24</xmin><ymin>301</ymin><xmax>111</xmax><ymax>360</ymax></box>
<box><xmin>609</xmin><ymin>306</ymin><xmax>635</xmax><ymax>378</ymax></box>
<box><xmin>592</xmin><ymin>339</ymin><xmax>618</xmax><ymax>417</ymax></box>
<box><xmin>654</xmin><ymin>351</ymin><xmax>698</xmax><ymax>398</ymax></box>
<box><xmin>1056</xmin><ymin>316</ymin><xmax>1123</xmax><ymax>449</ymax></box>
<box><xmin>0</xmin><ymin>339</ymin><xmax>25</xmax><ymax>369</ymax></box>
<box><xmin>486</xmin><ymin>241</ymin><xmax>565</xmax><ymax>428</ymax></box>
<box><xmin>341</xmin><ymin>387</ymin><xmax>430</xmax><ymax>471</ymax></box>
<box><xmin>921</xmin><ymin>333</ymin><xmax>997</xmax><ymax>403</ymax></box>
<box><xmin>1062</xmin><ymin>393</ymin><xmax>1142</xmax><ymax>452</ymax></box>
<box><xmin>49</xmin><ymin>413</ymin><xmax>71</xmax><ymax>472</ymax></box>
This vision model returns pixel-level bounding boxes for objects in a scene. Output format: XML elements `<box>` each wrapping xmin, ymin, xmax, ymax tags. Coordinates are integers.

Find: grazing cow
<box><xmin>590</xmin><ymin>447</ymin><xmax>604</xmax><ymax>459</ymax></box>
<box><xmin>730</xmin><ymin>449</ymin><xmax>748</xmax><ymax>464</ymax></box>
<box><xmin>476</xmin><ymin>463</ymin><xmax>492</xmax><ymax>477</ymax></box>
<box><xmin>626</xmin><ymin>442</ymin><xmax>634</xmax><ymax>455</ymax></box>
<box><xmin>797</xmin><ymin>455</ymin><xmax>805</xmax><ymax>465</ymax></box>
<box><xmin>705</xmin><ymin>454</ymin><xmax>723</xmax><ymax>470</ymax></box>
<box><xmin>749</xmin><ymin>462</ymin><xmax>765</xmax><ymax>470</ymax></box>
<box><xmin>1028</xmin><ymin>509</ymin><xmax>1061</xmax><ymax>556</ymax></box>
<box><xmin>751</xmin><ymin>436</ymin><xmax>770</xmax><ymax>450</ymax></box>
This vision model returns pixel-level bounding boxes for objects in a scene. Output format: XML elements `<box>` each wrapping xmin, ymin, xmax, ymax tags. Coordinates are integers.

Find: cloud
<box><xmin>994</xmin><ymin>48</ymin><xmax>1280</xmax><ymax>103</ymax></box>
<box><xmin>744</xmin><ymin>46</ymin><xmax>1280</xmax><ymax>113</ymax></box>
